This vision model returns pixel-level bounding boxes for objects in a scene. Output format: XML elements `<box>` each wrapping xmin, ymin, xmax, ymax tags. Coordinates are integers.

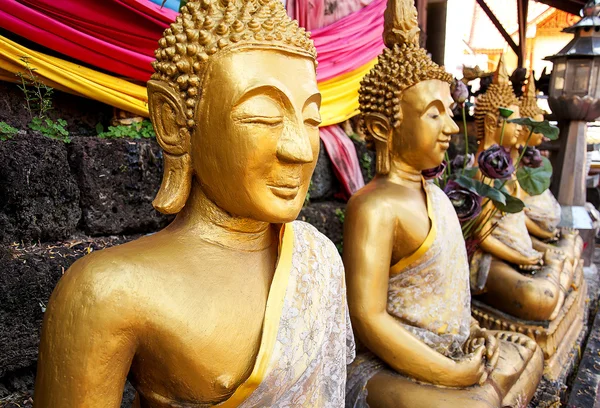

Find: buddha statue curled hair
<box><xmin>473</xmin><ymin>57</ymin><xmax>520</xmax><ymax>140</ymax></box>
<box><xmin>519</xmin><ymin>78</ymin><xmax>544</xmax><ymax>119</ymax></box>
<box><xmin>358</xmin><ymin>0</ymin><xmax>452</xmax><ymax>174</ymax></box>
<box><xmin>152</xmin><ymin>0</ymin><xmax>316</xmax><ymax>130</ymax></box>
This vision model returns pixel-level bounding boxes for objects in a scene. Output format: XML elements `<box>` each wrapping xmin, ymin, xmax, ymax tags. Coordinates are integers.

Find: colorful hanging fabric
<box><xmin>320</xmin><ymin>126</ymin><xmax>365</xmax><ymax>198</ymax></box>
<box><xmin>0</xmin><ymin>36</ymin><xmax>149</xmax><ymax>117</ymax></box>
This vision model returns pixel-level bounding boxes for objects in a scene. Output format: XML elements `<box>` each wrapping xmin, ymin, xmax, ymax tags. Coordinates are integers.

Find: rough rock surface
<box><xmin>298</xmin><ymin>201</ymin><xmax>346</xmax><ymax>250</ymax></box>
<box><xmin>0</xmin><ymin>134</ymin><xmax>81</xmax><ymax>243</ymax></box>
<box><xmin>68</xmin><ymin>137</ymin><xmax>173</xmax><ymax>235</ymax></box>
<box><xmin>0</xmin><ymin>236</ymin><xmax>135</xmax><ymax>377</ymax></box>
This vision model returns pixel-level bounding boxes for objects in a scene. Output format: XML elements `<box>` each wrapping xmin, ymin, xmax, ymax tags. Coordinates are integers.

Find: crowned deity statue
<box><xmin>33</xmin><ymin>1</ymin><xmax>354</xmax><ymax>406</ymax></box>
<box><xmin>342</xmin><ymin>1</ymin><xmax>543</xmax><ymax>407</ymax></box>
<box><xmin>470</xmin><ymin>59</ymin><xmax>587</xmax><ymax>380</ymax></box>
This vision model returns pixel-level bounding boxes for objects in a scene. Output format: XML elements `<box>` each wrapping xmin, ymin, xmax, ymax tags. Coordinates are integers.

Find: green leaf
<box><xmin>493</xmin><ymin>192</ymin><xmax>525</xmax><ymax>213</ymax></box>
<box><xmin>455</xmin><ymin>175</ymin><xmax>506</xmax><ymax>205</ymax></box>
<box><xmin>461</xmin><ymin>167</ymin><xmax>479</xmax><ymax>178</ymax></box>
<box><xmin>96</xmin><ymin>123</ymin><xmax>104</xmax><ymax>134</ymax></box>
<box><xmin>516</xmin><ymin>156</ymin><xmax>553</xmax><ymax>196</ymax></box>
<box><xmin>507</xmin><ymin>118</ymin><xmax>559</xmax><ymax>140</ymax></box>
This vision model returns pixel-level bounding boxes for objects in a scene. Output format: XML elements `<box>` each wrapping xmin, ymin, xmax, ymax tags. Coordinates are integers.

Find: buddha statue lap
<box><xmin>33</xmin><ymin>2</ymin><xmax>355</xmax><ymax>407</ymax></box>
<box><xmin>470</xmin><ymin>60</ymin><xmax>587</xmax><ymax>380</ymax></box>
<box><xmin>343</xmin><ymin>2</ymin><xmax>543</xmax><ymax>407</ymax></box>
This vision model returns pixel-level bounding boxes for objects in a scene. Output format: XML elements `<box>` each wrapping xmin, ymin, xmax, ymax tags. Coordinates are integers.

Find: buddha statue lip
<box><xmin>268</xmin><ymin>183</ymin><xmax>300</xmax><ymax>199</ymax></box>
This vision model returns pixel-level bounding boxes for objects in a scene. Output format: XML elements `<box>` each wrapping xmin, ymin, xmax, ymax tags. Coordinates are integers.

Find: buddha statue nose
<box><xmin>276</xmin><ymin>120</ymin><xmax>315</xmax><ymax>164</ymax></box>
<box><xmin>444</xmin><ymin>115</ymin><xmax>460</xmax><ymax>135</ymax></box>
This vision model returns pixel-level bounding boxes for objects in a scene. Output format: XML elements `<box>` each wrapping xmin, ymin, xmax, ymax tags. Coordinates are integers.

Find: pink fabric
<box><xmin>312</xmin><ymin>0</ymin><xmax>385</xmax><ymax>81</ymax></box>
<box><xmin>322</xmin><ymin>0</ymin><xmax>375</xmax><ymax>27</ymax></box>
<box><xmin>290</xmin><ymin>0</ymin><xmax>324</xmax><ymax>31</ymax></box>
<box><xmin>320</xmin><ymin>126</ymin><xmax>365</xmax><ymax>198</ymax></box>
<box><xmin>0</xmin><ymin>1</ymin><xmax>154</xmax><ymax>81</ymax></box>
<box><xmin>0</xmin><ymin>0</ymin><xmax>384</xmax><ymax>83</ymax></box>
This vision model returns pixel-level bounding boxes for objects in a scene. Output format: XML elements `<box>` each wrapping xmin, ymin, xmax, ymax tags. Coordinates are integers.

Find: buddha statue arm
<box><xmin>478</xmin><ymin>234</ymin><xmax>541</xmax><ymax>266</ymax></box>
<box><xmin>525</xmin><ymin>216</ymin><xmax>559</xmax><ymax>241</ymax></box>
<box><xmin>343</xmin><ymin>201</ymin><xmax>487</xmax><ymax>387</ymax></box>
<box><xmin>33</xmin><ymin>257</ymin><xmax>137</xmax><ymax>408</ymax></box>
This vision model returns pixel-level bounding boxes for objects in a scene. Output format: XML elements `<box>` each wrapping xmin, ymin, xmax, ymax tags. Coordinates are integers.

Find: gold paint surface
<box><xmin>343</xmin><ymin>1</ymin><xmax>542</xmax><ymax>406</ymax></box>
<box><xmin>33</xmin><ymin>1</ymin><xmax>355</xmax><ymax>407</ymax></box>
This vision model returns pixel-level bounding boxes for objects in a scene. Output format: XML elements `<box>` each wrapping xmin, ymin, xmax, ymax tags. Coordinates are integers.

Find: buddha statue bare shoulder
<box><xmin>33</xmin><ymin>1</ymin><xmax>354</xmax><ymax>407</ymax></box>
<box><xmin>343</xmin><ymin>1</ymin><xmax>543</xmax><ymax>406</ymax></box>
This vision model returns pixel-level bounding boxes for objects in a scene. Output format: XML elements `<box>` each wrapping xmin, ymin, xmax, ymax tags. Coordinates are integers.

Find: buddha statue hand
<box><xmin>518</xmin><ymin>251</ymin><xmax>543</xmax><ymax>271</ymax></box>
<box><xmin>465</xmin><ymin>326</ymin><xmax>500</xmax><ymax>372</ymax></box>
<box><xmin>445</xmin><ymin>345</ymin><xmax>490</xmax><ymax>387</ymax></box>
<box><xmin>543</xmin><ymin>247</ymin><xmax>567</xmax><ymax>268</ymax></box>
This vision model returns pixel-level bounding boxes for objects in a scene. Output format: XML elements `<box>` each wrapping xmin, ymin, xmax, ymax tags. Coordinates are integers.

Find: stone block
<box><xmin>298</xmin><ymin>201</ymin><xmax>346</xmax><ymax>250</ymax></box>
<box><xmin>309</xmin><ymin>140</ymin><xmax>336</xmax><ymax>200</ymax></box>
<box><xmin>68</xmin><ymin>137</ymin><xmax>173</xmax><ymax>236</ymax></box>
<box><xmin>0</xmin><ymin>134</ymin><xmax>81</xmax><ymax>243</ymax></box>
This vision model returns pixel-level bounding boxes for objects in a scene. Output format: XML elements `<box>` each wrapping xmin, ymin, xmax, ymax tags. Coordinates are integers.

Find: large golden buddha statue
<box><xmin>470</xmin><ymin>61</ymin><xmax>587</xmax><ymax>380</ymax></box>
<box><xmin>33</xmin><ymin>1</ymin><xmax>354</xmax><ymax>407</ymax></box>
<box><xmin>343</xmin><ymin>1</ymin><xmax>543</xmax><ymax>407</ymax></box>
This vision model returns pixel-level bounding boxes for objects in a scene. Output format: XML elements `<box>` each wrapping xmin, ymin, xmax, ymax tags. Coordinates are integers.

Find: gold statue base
<box><xmin>472</xmin><ymin>264</ymin><xmax>587</xmax><ymax>381</ymax></box>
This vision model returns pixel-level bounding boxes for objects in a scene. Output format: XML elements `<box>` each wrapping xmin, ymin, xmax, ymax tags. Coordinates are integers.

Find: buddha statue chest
<box><xmin>113</xmin><ymin>234</ymin><xmax>278</xmax><ymax>405</ymax></box>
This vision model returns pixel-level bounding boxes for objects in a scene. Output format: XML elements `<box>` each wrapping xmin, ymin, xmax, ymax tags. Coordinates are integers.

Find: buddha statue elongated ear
<box><xmin>147</xmin><ymin>80</ymin><xmax>193</xmax><ymax>214</ymax></box>
<box><xmin>365</xmin><ymin>112</ymin><xmax>395</xmax><ymax>175</ymax></box>
<box><xmin>483</xmin><ymin>112</ymin><xmax>498</xmax><ymax>149</ymax></box>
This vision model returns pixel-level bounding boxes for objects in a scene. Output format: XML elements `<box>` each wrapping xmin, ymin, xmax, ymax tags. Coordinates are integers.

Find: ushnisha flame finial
<box><xmin>492</xmin><ymin>54</ymin><xmax>510</xmax><ymax>86</ymax></box>
<box><xmin>383</xmin><ymin>0</ymin><xmax>420</xmax><ymax>48</ymax></box>
<box><xmin>520</xmin><ymin>73</ymin><xmax>544</xmax><ymax>118</ymax></box>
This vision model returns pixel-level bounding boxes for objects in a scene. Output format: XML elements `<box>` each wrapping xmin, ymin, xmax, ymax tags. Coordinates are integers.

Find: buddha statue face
<box><xmin>518</xmin><ymin>112</ymin><xmax>545</xmax><ymax>147</ymax></box>
<box><xmin>359</xmin><ymin>41</ymin><xmax>455</xmax><ymax>174</ymax></box>
<box><xmin>146</xmin><ymin>0</ymin><xmax>319</xmax><ymax>222</ymax></box>
<box><xmin>389</xmin><ymin>79</ymin><xmax>458</xmax><ymax>170</ymax></box>
<box><xmin>192</xmin><ymin>49</ymin><xmax>320</xmax><ymax>222</ymax></box>
<box><xmin>482</xmin><ymin>104</ymin><xmax>522</xmax><ymax>149</ymax></box>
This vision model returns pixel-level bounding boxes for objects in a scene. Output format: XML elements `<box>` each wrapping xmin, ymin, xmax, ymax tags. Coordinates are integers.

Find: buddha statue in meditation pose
<box><xmin>33</xmin><ymin>1</ymin><xmax>354</xmax><ymax>407</ymax></box>
<box><xmin>470</xmin><ymin>61</ymin><xmax>587</xmax><ymax>380</ymax></box>
<box><xmin>343</xmin><ymin>1</ymin><xmax>543</xmax><ymax>406</ymax></box>
<box><xmin>515</xmin><ymin>76</ymin><xmax>583</xmax><ymax>266</ymax></box>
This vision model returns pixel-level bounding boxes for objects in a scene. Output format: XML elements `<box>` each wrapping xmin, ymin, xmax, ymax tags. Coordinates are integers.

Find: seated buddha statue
<box><xmin>33</xmin><ymin>2</ymin><xmax>354</xmax><ymax>407</ymax></box>
<box><xmin>343</xmin><ymin>2</ymin><xmax>543</xmax><ymax>407</ymax></box>
<box><xmin>470</xmin><ymin>61</ymin><xmax>587</xmax><ymax>380</ymax></box>
<box><xmin>515</xmin><ymin>76</ymin><xmax>583</xmax><ymax>268</ymax></box>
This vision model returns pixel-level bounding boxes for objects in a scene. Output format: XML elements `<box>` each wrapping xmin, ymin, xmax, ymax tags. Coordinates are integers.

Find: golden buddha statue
<box><xmin>33</xmin><ymin>1</ymin><xmax>354</xmax><ymax>407</ymax></box>
<box><xmin>470</xmin><ymin>61</ymin><xmax>587</xmax><ymax>380</ymax></box>
<box><xmin>516</xmin><ymin>76</ymin><xmax>583</xmax><ymax>265</ymax></box>
<box><xmin>343</xmin><ymin>1</ymin><xmax>543</xmax><ymax>406</ymax></box>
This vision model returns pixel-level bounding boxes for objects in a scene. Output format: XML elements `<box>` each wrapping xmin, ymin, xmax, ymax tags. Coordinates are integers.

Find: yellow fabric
<box><xmin>319</xmin><ymin>59</ymin><xmax>376</xmax><ymax>126</ymax></box>
<box><xmin>0</xmin><ymin>35</ymin><xmax>149</xmax><ymax>117</ymax></box>
<box><xmin>217</xmin><ymin>223</ymin><xmax>294</xmax><ymax>408</ymax></box>
<box><xmin>0</xmin><ymin>34</ymin><xmax>375</xmax><ymax>126</ymax></box>
<box><xmin>390</xmin><ymin>179</ymin><xmax>437</xmax><ymax>275</ymax></box>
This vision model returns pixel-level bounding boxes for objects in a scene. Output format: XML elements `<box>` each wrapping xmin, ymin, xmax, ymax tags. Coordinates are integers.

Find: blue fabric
<box><xmin>148</xmin><ymin>0</ymin><xmax>179</xmax><ymax>11</ymax></box>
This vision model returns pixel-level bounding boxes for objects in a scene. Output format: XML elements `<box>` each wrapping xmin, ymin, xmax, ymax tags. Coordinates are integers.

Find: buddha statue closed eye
<box><xmin>33</xmin><ymin>1</ymin><xmax>354</xmax><ymax>407</ymax></box>
<box><xmin>470</xmin><ymin>59</ymin><xmax>587</xmax><ymax>381</ymax></box>
<box><xmin>342</xmin><ymin>1</ymin><xmax>543</xmax><ymax>407</ymax></box>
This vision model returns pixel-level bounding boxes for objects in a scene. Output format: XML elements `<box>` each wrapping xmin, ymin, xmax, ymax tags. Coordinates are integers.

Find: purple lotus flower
<box><xmin>478</xmin><ymin>144</ymin><xmax>515</xmax><ymax>179</ymax></box>
<box><xmin>444</xmin><ymin>180</ymin><xmax>483</xmax><ymax>222</ymax></box>
<box><xmin>518</xmin><ymin>146</ymin><xmax>543</xmax><ymax>168</ymax></box>
<box><xmin>451</xmin><ymin>80</ymin><xmax>469</xmax><ymax>105</ymax></box>
<box><xmin>422</xmin><ymin>161</ymin><xmax>447</xmax><ymax>180</ymax></box>
<box><xmin>451</xmin><ymin>153</ymin><xmax>475</xmax><ymax>171</ymax></box>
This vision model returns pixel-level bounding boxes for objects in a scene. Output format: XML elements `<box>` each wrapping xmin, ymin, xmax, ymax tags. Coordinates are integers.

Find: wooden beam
<box><xmin>475</xmin><ymin>0</ymin><xmax>520</xmax><ymax>59</ymax></box>
<box><xmin>517</xmin><ymin>0</ymin><xmax>528</xmax><ymax>68</ymax></box>
<box><xmin>535</xmin><ymin>0</ymin><xmax>584</xmax><ymax>16</ymax></box>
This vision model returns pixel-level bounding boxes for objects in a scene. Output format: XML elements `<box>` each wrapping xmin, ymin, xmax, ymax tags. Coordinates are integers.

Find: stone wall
<box><xmin>0</xmin><ymin>82</ymin><xmax>368</xmax><ymax>405</ymax></box>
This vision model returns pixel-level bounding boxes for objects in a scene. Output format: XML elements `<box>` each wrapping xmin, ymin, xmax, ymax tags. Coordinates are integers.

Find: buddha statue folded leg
<box><xmin>347</xmin><ymin>332</ymin><xmax>543</xmax><ymax>408</ymax></box>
